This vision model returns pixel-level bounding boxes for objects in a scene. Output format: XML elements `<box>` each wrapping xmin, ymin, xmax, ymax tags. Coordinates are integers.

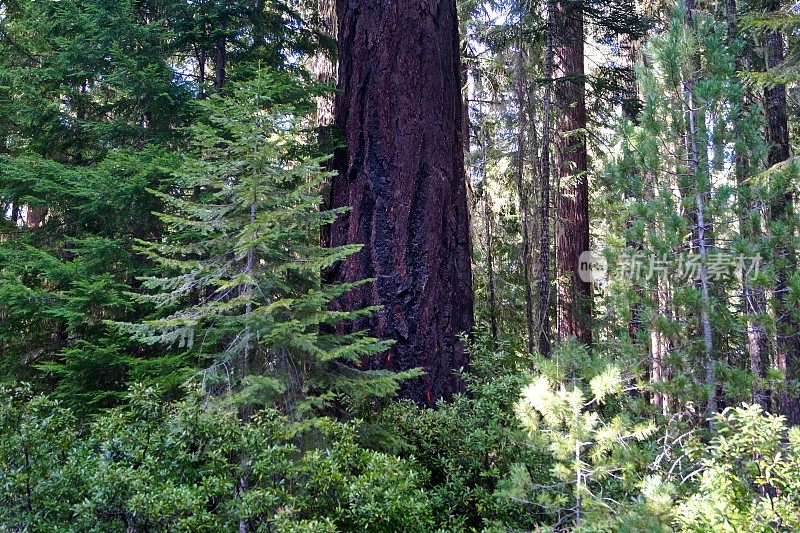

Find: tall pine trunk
<box><xmin>328</xmin><ymin>0</ymin><xmax>474</xmax><ymax>405</ymax></box>
<box><xmin>763</xmin><ymin>0</ymin><xmax>799</xmax><ymax>422</ymax></box>
<box><xmin>483</xmin><ymin>190</ymin><xmax>499</xmax><ymax>349</ymax></box>
<box><xmin>554</xmin><ymin>0</ymin><xmax>591</xmax><ymax>345</ymax></box>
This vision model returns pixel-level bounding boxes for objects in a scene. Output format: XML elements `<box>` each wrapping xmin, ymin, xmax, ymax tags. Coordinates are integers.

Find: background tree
<box><xmin>554</xmin><ymin>0</ymin><xmax>592</xmax><ymax>346</ymax></box>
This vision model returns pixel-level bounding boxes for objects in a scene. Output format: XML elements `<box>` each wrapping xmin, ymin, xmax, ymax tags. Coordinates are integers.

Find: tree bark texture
<box><xmin>538</xmin><ymin>0</ymin><xmax>555</xmax><ymax>357</ymax></box>
<box><xmin>554</xmin><ymin>0</ymin><xmax>591</xmax><ymax>345</ymax></box>
<box><xmin>328</xmin><ymin>0</ymin><xmax>474</xmax><ymax>405</ymax></box>
<box><xmin>763</xmin><ymin>4</ymin><xmax>799</xmax><ymax>423</ymax></box>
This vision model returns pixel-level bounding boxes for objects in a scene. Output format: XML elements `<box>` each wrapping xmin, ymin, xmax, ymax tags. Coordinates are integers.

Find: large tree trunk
<box><xmin>763</xmin><ymin>0</ymin><xmax>799</xmax><ymax>423</ymax></box>
<box><xmin>328</xmin><ymin>0</ymin><xmax>474</xmax><ymax>405</ymax></box>
<box><xmin>554</xmin><ymin>0</ymin><xmax>591</xmax><ymax>345</ymax></box>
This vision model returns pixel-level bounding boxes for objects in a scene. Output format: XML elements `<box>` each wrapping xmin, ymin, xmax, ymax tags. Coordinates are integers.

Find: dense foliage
<box><xmin>0</xmin><ymin>384</ymin><xmax>434</xmax><ymax>531</ymax></box>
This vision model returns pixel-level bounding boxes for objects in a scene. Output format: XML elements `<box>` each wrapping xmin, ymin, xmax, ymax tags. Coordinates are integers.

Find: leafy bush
<box><xmin>0</xmin><ymin>384</ymin><xmax>433</xmax><ymax>532</ymax></box>
<box><xmin>676</xmin><ymin>404</ymin><xmax>800</xmax><ymax>532</ymax></box>
<box><xmin>371</xmin><ymin>335</ymin><xmax>552</xmax><ymax>532</ymax></box>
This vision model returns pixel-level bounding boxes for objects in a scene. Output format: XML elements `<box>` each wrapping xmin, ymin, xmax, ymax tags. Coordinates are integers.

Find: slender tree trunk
<box><xmin>328</xmin><ymin>0</ymin><xmax>474</xmax><ymax>405</ymax></box>
<box><xmin>515</xmin><ymin>43</ymin><xmax>535</xmax><ymax>355</ymax></box>
<box><xmin>538</xmin><ymin>0</ymin><xmax>555</xmax><ymax>357</ymax></box>
<box><xmin>483</xmin><ymin>190</ymin><xmax>499</xmax><ymax>349</ymax></box>
<box><xmin>242</xmin><ymin>200</ymin><xmax>256</xmax><ymax>390</ymax></box>
<box><xmin>622</xmin><ymin>34</ymin><xmax>644</xmax><ymax>343</ymax></box>
<box><xmin>763</xmin><ymin>0</ymin><xmax>799</xmax><ymax>422</ymax></box>
<box><xmin>311</xmin><ymin>0</ymin><xmax>337</xmax><ymax>127</ymax></box>
<box><xmin>554</xmin><ymin>0</ymin><xmax>591</xmax><ymax>345</ymax></box>
<box><xmin>461</xmin><ymin>31</ymin><xmax>477</xmax><ymax>225</ymax></box>
<box><xmin>645</xmin><ymin>165</ymin><xmax>668</xmax><ymax>414</ymax></box>
<box><xmin>198</xmin><ymin>46</ymin><xmax>207</xmax><ymax>99</ymax></box>
<box><xmin>214</xmin><ymin>30</ymin><xmax>226</xmax><ymax>93</ymax></box>
<box><xmin>650</xmin><ymin>282</ymin><xmax>667</xmax><ymax>413</ymax></box>
<box><xmin>621</xmin><ymin>34</ymin><xmax>641</xmax><ymax>124</ymax></box>
<box><xmin>683</xmin><ymin>3</ymin><xmax>716</xmax><ymax>413</ymax></box>
<box><xmin>694</xmin><ymin>178</ymin><xmax>717</xmax><ymax>415</ymax></box>
<box><xmin>461</xmin><ymin>37</ymin><xmax>471</xmax><ymax>155</ymax></box>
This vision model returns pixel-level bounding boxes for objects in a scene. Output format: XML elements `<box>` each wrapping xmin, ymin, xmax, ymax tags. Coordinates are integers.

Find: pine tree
<box><xmin>512</xmin><ymin>341</ymin><xmax>657</xmax><ymax>529</ymax></box>
<box><xmin>600</xmin><ymin>6</ymin><xmax>766</xmax><ymax>415</ymax></box>
<box><xmin>118</xmin><ymin>72</ymin><xmax>411</xmax><ymax>415</ymax></box>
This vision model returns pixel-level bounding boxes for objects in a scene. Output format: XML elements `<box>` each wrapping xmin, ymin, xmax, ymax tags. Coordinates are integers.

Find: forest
<box><xmin>1</xmin><ymin>0</ymin><xmax>799</xmax><ymax>530</ymax></box>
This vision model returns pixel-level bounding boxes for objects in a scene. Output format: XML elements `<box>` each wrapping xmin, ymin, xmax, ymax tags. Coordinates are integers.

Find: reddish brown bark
<box><xmin>328</xmin><ymin>0</ymin><xmax>474</xmax><ymax>405</ymax></box>
<box><xmin>25</xmin><ymin>205</ymin><xmax>47</xmax><ymax>228</ymax></box>
<box><xmin>554</xmin><ymin>0</ymin><xmax>591</xmax><ymax>345</ymax></box>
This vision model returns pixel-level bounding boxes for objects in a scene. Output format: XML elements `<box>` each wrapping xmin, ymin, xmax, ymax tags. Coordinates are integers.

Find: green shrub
<box><xmin>0</xmin><ymin>384</ymin><xmax>433</xmax><ymax>532</ymax></box>
<box><xmin>676</xmin><ymin>404</ymin><xmax>800</xmax><ymax>532</ymax></box>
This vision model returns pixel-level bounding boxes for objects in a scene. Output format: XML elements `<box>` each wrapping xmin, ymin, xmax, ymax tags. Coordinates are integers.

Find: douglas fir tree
<box><xmin>118</xmin><ymin>72</ymin><xmax>413</xmax><ymax>416</ymax></box>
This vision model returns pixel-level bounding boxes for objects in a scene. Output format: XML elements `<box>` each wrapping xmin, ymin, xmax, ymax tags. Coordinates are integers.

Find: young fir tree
<box><xmin>0</xmin><ymin>0</ymin><xmax>347</xmax><ymax>416</ymax></box>
<box><xmin>117</xmin><ymin>72</ymin><xmax>412</xmax><ymax>416</ymax></box>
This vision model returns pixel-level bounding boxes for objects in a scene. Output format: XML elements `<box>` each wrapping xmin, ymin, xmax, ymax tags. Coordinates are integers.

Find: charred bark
<box><xmin>328</xmin><ymin>0</ymin><xmax>474</xmax><ymax>405</ymax></box>
<box><xmin>554</xmin><ymin>0</ymin><xmax>591</xmax><ymax>345</ymax></box>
